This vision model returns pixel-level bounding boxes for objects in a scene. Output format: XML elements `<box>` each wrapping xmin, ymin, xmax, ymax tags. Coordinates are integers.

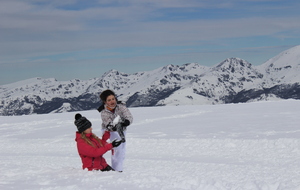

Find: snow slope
<box><xmin>1</xmin><ymin>100</ymin><xmax>300</xmax><ymax>190</ymax></box>
<box><xmin>257</xmin><ymin>45</ymin><xmax>300</xmax><ymax>86</ymax></box>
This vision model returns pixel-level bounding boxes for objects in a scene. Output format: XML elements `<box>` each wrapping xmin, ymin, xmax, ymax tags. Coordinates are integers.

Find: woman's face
<box><xmin>83</xmin><ymin>127</ymin><xmax>92</xmax><ymax>134</ymax></box>
<box><xmin>105</xmin><ymin>95</ymin><xmax>117</xmax><ymax>108</ymax></box>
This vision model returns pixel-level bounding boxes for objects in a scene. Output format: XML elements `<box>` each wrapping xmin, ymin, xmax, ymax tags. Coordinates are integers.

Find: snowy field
<box><xmin>1</xmin><ymin>100</ymin><xmax>300</xmax><ymax>190</ymax></box>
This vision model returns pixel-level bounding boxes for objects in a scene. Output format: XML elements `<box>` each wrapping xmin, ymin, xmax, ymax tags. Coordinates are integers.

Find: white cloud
<box><xmin>0</xmin><ymin>0</ymin><xmax>300</xmax><ymax>69</ymax></box>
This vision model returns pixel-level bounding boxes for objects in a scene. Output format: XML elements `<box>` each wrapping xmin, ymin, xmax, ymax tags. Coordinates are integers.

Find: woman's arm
<box><xmin>118</xmin><ymin>104</ymin><xmax>133</xmax><ymax>126</ymax></box>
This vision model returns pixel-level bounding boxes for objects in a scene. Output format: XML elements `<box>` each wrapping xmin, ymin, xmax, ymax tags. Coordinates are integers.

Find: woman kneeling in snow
<box><xmin>74</xmin><ymin>113</ymin><xmax>122</xmax><ymax>171</ymax></box>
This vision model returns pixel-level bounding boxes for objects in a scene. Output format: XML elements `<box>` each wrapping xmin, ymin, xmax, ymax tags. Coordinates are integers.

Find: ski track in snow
<box><xmin>1</xmin><ymin>100</ymin><xmax>300</xmax><ymax>190</ymax></box>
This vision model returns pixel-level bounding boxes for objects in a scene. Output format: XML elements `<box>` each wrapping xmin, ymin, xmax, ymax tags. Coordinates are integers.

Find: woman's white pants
<box><xmin>109</xmin><ymin>131</ymin><xmax>126</xmax><ymax>172</ymax></box>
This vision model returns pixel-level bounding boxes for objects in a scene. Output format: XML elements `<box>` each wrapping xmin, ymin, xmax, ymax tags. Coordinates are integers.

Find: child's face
<box><xmin>105</xmin><ymin>95</ymin><xmax>117</xmax><ymax>108</ymax></box>
<box><xmin>83</xmin><ymin>127</ymin><xmax>92</xmax><ymax>134</ymax></box>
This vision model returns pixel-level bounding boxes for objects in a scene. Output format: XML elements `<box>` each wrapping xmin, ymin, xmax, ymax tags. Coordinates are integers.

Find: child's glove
<box><xmin>112</xmin><ymin>139</ymin><xmax>122</xmax><ymax>147</ymax></box>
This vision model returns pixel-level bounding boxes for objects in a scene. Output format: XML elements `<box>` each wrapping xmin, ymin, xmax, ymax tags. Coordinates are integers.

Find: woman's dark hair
<box><xmin>99</xmin><ymin>89</ymin><xmax>116</xmax><ymax>102</ymax></box>
<box><xmin>98</xmin><ymin>89</ymin><xmax>122</xmax><ymax>112</ymax></box>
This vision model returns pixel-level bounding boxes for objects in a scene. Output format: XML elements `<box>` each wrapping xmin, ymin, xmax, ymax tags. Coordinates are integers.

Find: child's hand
<box><xmin>112</xmin><ymin>139</ymin><xmax>122</xmax><ymax>147</ymax></box>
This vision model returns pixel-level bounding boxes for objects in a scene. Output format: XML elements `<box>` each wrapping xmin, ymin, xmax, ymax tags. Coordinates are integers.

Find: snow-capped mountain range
<box><xmin>1</xmin><ymin>45</ymin><xmax>300</xmax><ymax>116</ymax></box>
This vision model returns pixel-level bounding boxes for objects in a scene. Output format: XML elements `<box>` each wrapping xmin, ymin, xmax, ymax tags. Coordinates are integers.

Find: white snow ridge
<box><xmin>1</xmin><ymin>100</ymin><xmax>300</xmax><ymax>190</ymax></box>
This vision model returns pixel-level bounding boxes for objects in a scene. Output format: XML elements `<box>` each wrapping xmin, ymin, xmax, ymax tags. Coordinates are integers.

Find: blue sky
<box><xmin>1</xmin><ymin>0</ymin><xmax>300</xmax><ymax>85</ymax></box>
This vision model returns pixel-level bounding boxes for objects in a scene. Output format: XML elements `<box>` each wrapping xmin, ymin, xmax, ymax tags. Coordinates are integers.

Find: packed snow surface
<box><xmin>1</xmin><ymin>100</ymin><xmax>300</xmax><ymax>190</ymax></box>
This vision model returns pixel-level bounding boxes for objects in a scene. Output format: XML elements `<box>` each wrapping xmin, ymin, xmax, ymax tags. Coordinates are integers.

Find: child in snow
<box><xmin>74</xmin><ymin>113</ymin><xmax>122</xmax><ymax>171</ymax></box>
<box><xmin>97</xmin><ymin>89</ymin><xmax>133</xmax><ymax>172</ymax></box>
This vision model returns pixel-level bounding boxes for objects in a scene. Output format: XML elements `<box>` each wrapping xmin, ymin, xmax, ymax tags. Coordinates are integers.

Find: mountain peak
<box><xmin>1</xmin><ymin>77</ymin><xmax>58</xmax><ymax>89</ymax></box>
<box><xmin>262</xmin><ymin>45</ymin><xmax>300</xmax><ymax>69</ymax></box>
<box><xmin>212</xmin><ymin>58</ymin><xmax>252</xmax><ymax>74</ymax></box>
<box><xmin>102</xmin><ymin>69</ymin><xmax>129</xmax><ymax>79</ymax></box>
<box><xmin>216</xmin><ymin>58</ymin><xmax>251</xmax><ymax>68</ymax></box>
<box><xmin>103</xmin><ymin>69</ymin><xmax>118</xmax><ymax>76</ymax></box>
<box><xmin>258</xmin><ymin>45</ymin><xmax>300</xmax><ymax>85</ymax></box>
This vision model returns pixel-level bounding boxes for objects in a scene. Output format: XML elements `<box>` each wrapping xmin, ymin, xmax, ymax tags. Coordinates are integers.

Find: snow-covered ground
<box><xmin>1</xmin><ymin>100</ymin><xmax>300</xmax><ymax>190</ymax></box>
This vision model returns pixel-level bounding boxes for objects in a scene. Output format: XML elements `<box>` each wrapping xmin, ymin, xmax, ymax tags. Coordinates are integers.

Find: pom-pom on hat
<box><xmin>74</xmin><ymin>113</ymin><xmax>92</xmax><ymax>133</ymax></box>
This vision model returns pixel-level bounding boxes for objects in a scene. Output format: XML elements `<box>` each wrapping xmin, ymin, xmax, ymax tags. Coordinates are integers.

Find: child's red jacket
<box><xmin>75</xmin><ymin>131</ymin><xmax>113</xmax><ymax>171</ymax></box>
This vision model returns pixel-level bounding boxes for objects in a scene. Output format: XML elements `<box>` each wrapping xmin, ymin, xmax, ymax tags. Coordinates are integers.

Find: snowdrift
<box><xmin>1</xmin><ymin>100</ymin><xmax>300</xmax><ymax>190</ymax></box>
